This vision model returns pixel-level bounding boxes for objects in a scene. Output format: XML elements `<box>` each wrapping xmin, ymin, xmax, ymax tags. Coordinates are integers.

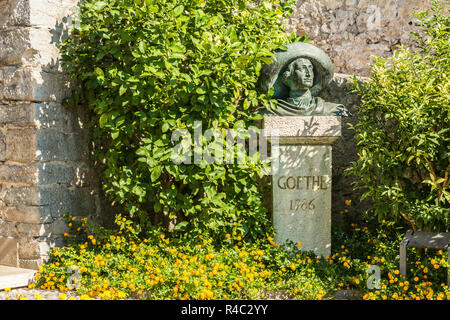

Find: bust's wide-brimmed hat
<box><xmin>258</xmin><ymin>42</ymin><xmax>334</xmax><ymax>99</ymax></box>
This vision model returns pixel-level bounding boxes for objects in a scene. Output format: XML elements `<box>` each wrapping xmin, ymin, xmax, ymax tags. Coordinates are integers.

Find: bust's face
<box><xmin>284</xmin><ymin>58</ymin><xmax>314</xmax><ymax>90</ymax></box>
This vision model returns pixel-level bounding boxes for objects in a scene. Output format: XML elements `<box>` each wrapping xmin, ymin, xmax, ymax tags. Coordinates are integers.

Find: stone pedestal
<box><xmin>264</xmin><ymin>116</ymin><xmax>341</xmax><ymax>257</ymax></box>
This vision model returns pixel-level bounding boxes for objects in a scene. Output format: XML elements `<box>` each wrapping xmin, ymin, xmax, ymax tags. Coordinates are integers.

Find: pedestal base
<box><xmin>264</xmin><ymin>116</ymin><xmax>341</xmax><ymax>258</ymax></box>
<box><xmin>272</xmin><ymin>144</ymin><xmax>332</xmax><ymax>257</ymax></box>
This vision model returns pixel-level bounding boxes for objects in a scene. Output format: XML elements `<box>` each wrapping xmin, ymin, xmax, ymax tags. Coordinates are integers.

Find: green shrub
<box><xmin>349</xmin><ymin>0</ymin><xmax>450</xmax><ymax>232</ymax></box>
<box><xmin>61</xmin><ymin>0</ymin><xmax>304</xmax><ymax>240</ymax></box>
<box><xmin>28</xmin><ymin>211</ymin><xmax>450</xmax><ymax>300</ymax></box>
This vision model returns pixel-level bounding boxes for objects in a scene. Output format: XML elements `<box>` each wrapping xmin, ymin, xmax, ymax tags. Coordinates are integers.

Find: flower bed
<box><xmin>25</xmin><ymin>206</ymin><xmax>449</xmax><ymax>300</ymax></box>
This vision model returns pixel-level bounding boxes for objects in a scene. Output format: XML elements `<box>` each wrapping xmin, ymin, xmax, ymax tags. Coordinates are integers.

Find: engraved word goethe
<box><xmin>277</xmin><ymin>175</ymin><xmax>329</xmax><ymax>190</ymax></box>
<box><xmin>276</xmin><ymin>175</ymin><xmax>330</xmax><ymax>213</ymax></box>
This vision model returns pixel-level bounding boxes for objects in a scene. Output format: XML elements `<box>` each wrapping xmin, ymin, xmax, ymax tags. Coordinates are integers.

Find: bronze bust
<box><xmin>257</xmin><ymin>42</ymin><xmax>350</xmax><ymax>116</ymax></box>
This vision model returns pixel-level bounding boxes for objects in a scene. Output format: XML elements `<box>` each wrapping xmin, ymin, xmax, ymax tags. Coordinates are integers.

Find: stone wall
<box><xmin>0</xmin><ymin>0</ymin><xmax>106</xmax><ymax>269</ymax></box>
<box><xmin>286</xmin><ymin>0</ymin><xmax>430</xmax><ymax>76</ymax></box>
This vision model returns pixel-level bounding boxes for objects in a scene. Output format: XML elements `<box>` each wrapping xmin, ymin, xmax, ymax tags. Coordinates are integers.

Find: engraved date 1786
<box><xmin>290</xmin><ymin>199</ymin><xmax>315</xmax><ymax>211</ymax></box>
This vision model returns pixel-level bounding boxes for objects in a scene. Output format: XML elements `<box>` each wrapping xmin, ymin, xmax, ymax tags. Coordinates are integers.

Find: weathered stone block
<box><xmin>0</xmin><ymin>27</ymin><xmax>30</xmax><ymax>66</ymax></box>
<box><xmin>34</xmin><ymin>69</ymin><xmax>72</xmax><ymax>102</ymax></box>
<box><xmin>323</xmin><ymin>0</ymin><xmax>343</xmax><ymax>10</ymax></box>
<box><xmin>0</xmin><ymin>0</ymin><xmax>79</xmax><ymax>29</ymax></box>
<box><xmin>34</xmin><ymin>102</ymin><xmax>90</xmax><ymax>132</ymax></box>
<box><xmin>0</xmin><ymin>236</ymin><xmax>18</xmax><ymax>267</ymax></box>
<box><xmin>0</xmin><ymin>163</ymin><xmax>37</xmax><ymax>184</ymax></box>
<box><xmin>0</xmin><ymin>102</ymin><xmax>35</xmax><ymax>125</ymax></box>
<box><xmin>18</xmin><ymin>236</ymin><xmax>40</xmax><ymax>259</ymax></box>
<box><xmin>0</xmin><ymin>205</ymin><xmax>41</xmax><ymax>224</ymax></box>
<box><xmin>38</xmin><ymin>161</ymin><xmax>98</xmax><ymax>188</ymax></box>
<box><xmin>0</xmin><ymin>66</ymin><xmax>71</xmax><ymax>102</ymax></box>
<box><xmin>0</xmin><ymin>0</ymin><xmax>30</xmax><ymax>28</ymax></box>
<box><xmin>0</xmin><ymin>130</ymin><xmax>6</xmax><ymax>161</ymax></box>
<box><xmin>36</xmin><ymin>129</ymin><xmax>88</xmax><ymax>161</ymax></box>
<box><xmin>0</xmin><ymin>66</ymin><xmax>33</xmax><ymax>101</ymax></box>
<box><xmin>17</xmin><ymin>222</ymin><xmax>40</xmax><ymax>237</ymax></box>
<box><xmin>0</xmin><ymin>220</ymin><xmax>19</xmax><ymax>238</ymax></box>
<box><xmin>18</xmin><ymin>258</ymin><xmax>41</xmax><ymax>270</ymax></box>
<box><xmin>38</xmin><ymin>162</ymin><xmax>75</xmax><ymax>185</ymax></box>
<box><xmin>2</xmin><ymin>185</ymin><xmax>38</xmax><ymax>206</ymax></box>
<box><xmin>41</xmin><ymin>188</ymin><xmax>97</xmax><ymax>218</ymax></box>
<box><xmin>0</xmin><ymin>27</ymin><xmax>62</xmax><ymax>68</ymax></box>
<box><xmin>38</xmin><ymin>186</ymin><xmax>98</xmax><ymax>221</ymax></box>
<box><xmin>35</xmin><ymin>102</ymin><xmax>70</xmax><ymax>129</ymax></box>
<box><xmin>29</xmin><ymin>0</ymin><xmax>80</xmax><ymax>29</ymax></box>
<box><xmin>5</xmin><ymin>127</ymin><xmax>36</xmax><ymax>161</ymax></box>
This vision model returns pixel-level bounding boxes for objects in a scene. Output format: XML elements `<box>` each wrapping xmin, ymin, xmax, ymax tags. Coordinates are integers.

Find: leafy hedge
<box><xmin>349</xmin><ymin>1</ymin><xmax>449</xmax><ymax>231</ymax></box>
<box><xmin>61</xmin><ymin>0</ymin><xmax>304</xmax><ymax>240</ymax></box>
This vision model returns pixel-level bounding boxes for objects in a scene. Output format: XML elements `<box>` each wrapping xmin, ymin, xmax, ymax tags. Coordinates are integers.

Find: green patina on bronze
<box><xmin>257</xmin><ymin>42</ymin><xmax>350</xmax><ymax>116</ymax></box>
